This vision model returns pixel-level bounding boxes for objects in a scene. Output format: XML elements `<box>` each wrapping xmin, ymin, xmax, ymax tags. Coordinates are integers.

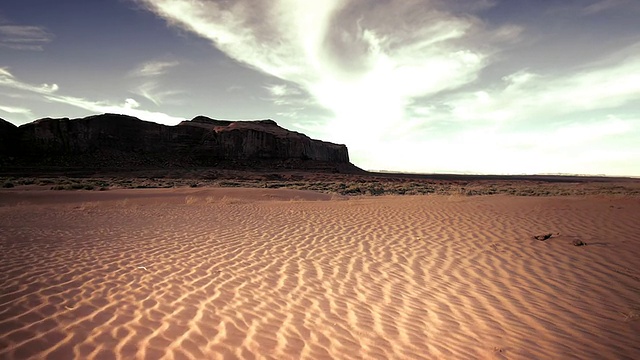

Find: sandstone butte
<box><xmin>0</xmin><ymin>113</ymin><xmax>360</xmax><ymax>173</ymax></box>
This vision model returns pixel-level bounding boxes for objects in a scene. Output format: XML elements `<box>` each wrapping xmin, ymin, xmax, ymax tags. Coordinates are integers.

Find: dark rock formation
<box><xmin>0</xmin><ymin>118</ymin><xmax>17</xmax><ymax>155</ymax></box>
<box><xmin>0</xmin><ymin>113</ymin><xmax>356</xmax><ymax>172</ymax></box>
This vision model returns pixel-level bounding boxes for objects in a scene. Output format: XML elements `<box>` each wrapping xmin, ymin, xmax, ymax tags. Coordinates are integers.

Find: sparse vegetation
<box><xmin>1</xmin><ymin>172</ymin><xmax>639</xmax><ymax>197</ymax></box>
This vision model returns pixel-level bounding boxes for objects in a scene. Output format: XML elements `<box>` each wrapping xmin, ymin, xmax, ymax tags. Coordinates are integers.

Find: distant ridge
<box><xmin>0</xmin><ymin>113</ymin><xmax>362</xmax><ymax>173</ymax></box>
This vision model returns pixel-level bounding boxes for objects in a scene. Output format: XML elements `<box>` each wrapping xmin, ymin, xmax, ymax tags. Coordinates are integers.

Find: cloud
<box><xmin>45</xmin><ymin>94</ymin><xmax>184</xmax><ymax>125</ymax></box>
<box><xmin>370</xmin><ymin>46</ymin><xmax>640</xmax><ymax>174</ymax></box>
<box><xmin>134</xmin><ymin>0</ymin><xmax>639</xmax><ymax>175</ymax></box>
<box><xmin>438</xmin><ymin>47</ymin><xmax>640</xmax><ymax>126</ymax></box>
<box><xmin>263</xmin><ymin>83</ymin><xmax>309</xmax><ymax>106</ymax></box>
<box><xmin>0</xmin><ymin>67</ymin><xmax>183</xmax><ymax>125</ymax></box>
<box><xmin>356</xmin><ymin>112</ymin><xmax>637</xmax><ymax>175</ymax></box>
<box><xmin>262</xmin><ymin>83</ymin><xmax>328</xmax><ymax>125</ymax></box>
<box><xmin>132</xmin><ymin>81</ymin><xmax>184</xmax><ymax>106</ymax></box>
<box><xmin>133</xmin><ymin>0</ymin><xmax>511</xmax><ymax>143</ymax></box>
<box><xmin>581</xmin><ymin>0</ymin><xmax>630</xmax><ymax>15</ymax></box>
<box><xmin>129</xmin><ymin>59</ymin><xmax>183</xmax><ymax>105</ymax></box>
<box><xmin>124</xmin><ymin>98</ymin><xmax>140</xmax><ymax>109</ymax></box>
<box><xmin>0</xmin><ymin>104</ymin><xmax>32</xmax><ymax>116</ymax></box>
<box><xmin>225</xmin><ymin>85</ymin><xmax>243</xmax><ymax>92</ymax></box>
<box><xmin>0</xmin><ymin>24</ymin><xmax>53</xmax><ymax>51</ymax></box>
<box><xmin>549</xmin><ymin>0</ymin><xmax>640</xmax><ymax>17</ymax></box>
<box><xmin>130</xmin><ymin>60</ymin><xmax>180</xmax><ymax>77</ymax></box>
<box><xmin>131</xmin><ymin>0</ymin><xmax>488</xmax><ymax>88</ymax></box>
<box><xmin>265</xmin><ymin>84</ymin><xmax>300</xmax><ymax>98</ymax></box>
<box><xmin>0</xmin><ymin>67</ymin><xmax>59</xmax><ymax>94</ymax></box>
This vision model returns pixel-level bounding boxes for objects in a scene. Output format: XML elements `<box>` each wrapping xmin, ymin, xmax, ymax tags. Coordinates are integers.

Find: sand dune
<box><xmin>1</xmin><ymin>188</ymin><xmax>639</xmax><ymax>359</ymax></box>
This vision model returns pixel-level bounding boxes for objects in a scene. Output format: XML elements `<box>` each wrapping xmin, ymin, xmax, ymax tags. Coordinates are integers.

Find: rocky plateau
<box><xmin>0</xmin><ymin>114</ymin><xmax>358</xmax><ymax>173</ymax></box>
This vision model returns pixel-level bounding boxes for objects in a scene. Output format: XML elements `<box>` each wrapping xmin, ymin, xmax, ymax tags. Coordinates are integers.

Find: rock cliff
<box><xmin>0</xmin><ymin>113</ymin><xmax>355</xmax><ymax>172</ymax></box>
<box><xmin>0</xmin><ymin>118</ymin><xmax>17</xmax><ymax>155</ymax></box>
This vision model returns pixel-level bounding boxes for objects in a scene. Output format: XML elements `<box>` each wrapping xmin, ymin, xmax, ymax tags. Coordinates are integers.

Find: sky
<box><xmin>1</xmin><ymin>0</ymin><xmax>639</xmax><ymax>176</ymax></box>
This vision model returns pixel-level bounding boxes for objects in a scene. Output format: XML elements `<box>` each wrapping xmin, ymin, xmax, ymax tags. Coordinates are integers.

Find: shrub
<box><xmin>17</xmin><ymin>178</ymin><xmax>35</xmax><ymax>185</ymax></box>
<box><xmin>368</xmin><ymin>186</ymin><xmax>385</xmax><ymax>196</ymax></box>
<box><xmin>219</xmin><ymin>181</ymin><xmax>242</xmax><ymax>187</ymax></box>
<box><xmin>342</xmin><ymin>185</ymin><xmax>364</xmax><ymax>195</ymax></box>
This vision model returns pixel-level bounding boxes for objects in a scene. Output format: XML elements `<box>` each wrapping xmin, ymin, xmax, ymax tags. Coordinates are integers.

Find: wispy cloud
<box><xmin>225</xmin><ymin>85</ymin><xmax>243</xmax><ymax>92</ymax></box>
<box><xmin>581</xmin><ymin>0</ymin><xmax>630</xmax><ymax>15</ymax></box>
<box><xmin>133</xmin><ymin>0</ymin><xmax>639</xmax><ymax>175</ymax></box>
<box><xmin>0</xmin><ymin>67</ymin><xmax>59</xmax><ymax>93</ymax></box>
<box><xmin>549</xmin><ymin>0</ymin><xmax>640</xmax><ymax>17</ymax></box>
<box><xmin>132</xmin><ymin>81</ymin><xmax>184</xmax><ymax>106</ymax></box>
<box><xmin>0</xmin><ymin>24</ymin><xmax>53</xmax><ymax>51</ymax></box>
<box><xmin>262</xmin><ymin>82</ymin><xmax>326</xmax><ymax>125</ymax></box>
<box><xmin>133</xmin><ymin>0</ymin><xmax>512</xmax><ymax>143</ymax></box>
<box><xmin>264</xmin><ymin>84</ymin><xmax>301</xmax><ymax>98</ymax></box>
<box><xmin>377</xmin><ymin>43</ymin><xmax>640</xmax><ymax>173</ymax></box>
<box><xmin>0</xmin><ymin>104</ymin><xmax>32</xmax><ymax>116</ymax></box>
<box><xmin>130</xmin><ymin>60</ymin><xmax>180</xmax><ymax>77</ymax></box>
<box><xmin>264</xmin><ymin>83</ymin><xmax>308</xmax><ymax>106</ymax></box>
<box><xmin>0</xmin><ymin>67</ymin><xmax>183</xmax><ymax>124</ymax></box>
<box><xmin>44</xmin><ymin>94</ymin><xmax>184</xmax><ymax>124</ymax></box>
<box><xmin>437</xmin><ymin>46</ymin><xmax>640</xmax><ymax>126</ymax></box>
<box><xmin>129</xmin><ymin>59</ymin><xmax>183</xmax><ymax>105</ymax></box>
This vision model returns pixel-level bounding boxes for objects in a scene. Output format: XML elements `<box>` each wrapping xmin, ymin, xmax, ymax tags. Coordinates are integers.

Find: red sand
<box><xmin>1</xmin><ymin>188</ymin><xmax>639</xmax><ymax>359</ymax></box>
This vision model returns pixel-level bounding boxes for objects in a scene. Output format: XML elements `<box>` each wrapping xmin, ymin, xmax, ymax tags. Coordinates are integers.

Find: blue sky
<box><xmin>1</xmin><ymin>0</ymin><xmax>639</xmax><ymax>176</ymax></box>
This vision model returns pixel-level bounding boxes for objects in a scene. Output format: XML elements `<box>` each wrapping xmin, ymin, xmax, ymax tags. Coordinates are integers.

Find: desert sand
<box><xmin>1</xmin><ymin>188</ymin><xmax>639</xmax><ymax>359</ymax></box>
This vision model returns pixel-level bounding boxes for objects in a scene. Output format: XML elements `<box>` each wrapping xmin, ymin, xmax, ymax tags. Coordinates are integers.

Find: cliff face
<box><xmin>0</xmin><ymin>118</ymin><xmax>17</xmax><ymax>155</ymax></box>
<box><xmin>1</xmin><ymin>113</ymin><xmax>352</xmax><ymax>171</ymax></box>
<box><xmin>179</xmin><ymin>116</ymin><xmax>349</xmax><ymax>162</ymax></box>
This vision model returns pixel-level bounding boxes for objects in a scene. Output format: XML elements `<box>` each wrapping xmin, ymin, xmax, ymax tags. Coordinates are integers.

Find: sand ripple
<box><xmin>1</xmin><ymin>190</ymin><xmax>639</xmax><ymax>359</ymax></box>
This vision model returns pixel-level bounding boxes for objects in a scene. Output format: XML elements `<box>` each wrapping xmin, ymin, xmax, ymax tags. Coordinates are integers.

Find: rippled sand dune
<box><xmin>1</xmin><ymin>188</ymin><xmax>639</xmax><ymax>359</ymax></box>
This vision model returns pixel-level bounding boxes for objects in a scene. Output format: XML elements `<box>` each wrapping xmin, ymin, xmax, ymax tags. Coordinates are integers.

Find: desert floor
<box><xmin>1</xmin><ymin>188</ymin><xmax>639</xmax><ymax>359</ymax></box>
